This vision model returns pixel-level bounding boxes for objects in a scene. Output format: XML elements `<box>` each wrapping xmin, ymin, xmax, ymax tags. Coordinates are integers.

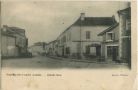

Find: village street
<box><xmin>2</xmin><ymin>56</ymin><xmax>129</xmax><ymax>69</ymax></box>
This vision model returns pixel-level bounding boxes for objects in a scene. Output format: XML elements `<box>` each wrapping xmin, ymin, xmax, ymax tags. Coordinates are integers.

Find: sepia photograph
<box><xmin>1</xmin><ymin>1</ymin><xmax>131</xmax><ymax>69</ymax></box>
<box><xmin>1</xmin><ymin>1</ymin><xmax>137</xmax><ymax>90</ymax></box>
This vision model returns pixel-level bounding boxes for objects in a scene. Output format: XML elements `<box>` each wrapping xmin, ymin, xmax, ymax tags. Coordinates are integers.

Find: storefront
<box><xmin>105</xmin><ymin>45</ymin><xmax>119</xmax><ymax>61</ymax></box>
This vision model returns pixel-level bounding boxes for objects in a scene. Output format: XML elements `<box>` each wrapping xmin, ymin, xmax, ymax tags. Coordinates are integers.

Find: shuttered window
<box><xmin>86</xmin><ymin>31</ymin><xmax>90</xmax><ymax>39</ymax></box>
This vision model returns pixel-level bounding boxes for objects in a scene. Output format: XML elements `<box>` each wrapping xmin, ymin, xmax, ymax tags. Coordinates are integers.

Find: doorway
<box><xmin>107</xmin><ymin>46</ymin><xmax>118</xmax><ymax>61</ymax></box>
<box><xmin>96</xmin><ymin>46</ymin><xmax>101</xmax><ymax>56</ymax></box>
<box><xmin>62</xmin><ymin>46</ymin><xmax>64</xmax><ymax>56</ymax></box>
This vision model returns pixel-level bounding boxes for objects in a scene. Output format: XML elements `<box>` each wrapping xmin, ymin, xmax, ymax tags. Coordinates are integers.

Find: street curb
<box><xmin>46</xmin><ymin>56</ymin><xmax>128</xmax><ymax>65</ymax></box>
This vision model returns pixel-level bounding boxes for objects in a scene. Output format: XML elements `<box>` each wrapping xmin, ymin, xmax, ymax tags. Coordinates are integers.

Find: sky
<box><xmin>1</xmin><ymin>1</ymin><xmax>130</xmax><ymax>46</ymax></box>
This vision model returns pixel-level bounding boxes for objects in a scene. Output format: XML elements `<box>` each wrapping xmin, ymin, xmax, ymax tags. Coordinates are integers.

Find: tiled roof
<box><xmin>2</xmin><ymin>25</ymin><xmax>26</xmax><ymax>36</ymax></box>
<box><xmin>57</xmin><ymin>16</ymin><xmax>116</xmax><ymax>39</ymax></box>
<box><xmin>98</xmin><ymin>23</ymin><xmax>119</xmax><ymax>36</ymax></box>
<box><xmin>118</xmin><ymin>7</ymin><xmax>130</xmax><ymax>14</ymax></box>
<box><xmin>9</xmin><ymin>27</ymin><xmax>25</xmax><ymax>33</ymax></box>
<box><xmin>46</xmin><ymin>40</ymin><xmax>57</xmax><ymax>45</ymax></box>
<box><xmin>73</xmin><ymin>17</ymin><xmax>116</xmax><ymax>26</ymax></box>
<box><xmin>118</xmin><ymin>7</ymin><xmax>131</xmax><ymax>19</ymax></box>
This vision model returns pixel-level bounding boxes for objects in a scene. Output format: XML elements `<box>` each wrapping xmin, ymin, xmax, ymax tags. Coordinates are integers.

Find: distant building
<box><xmin>98</xmin><ymin>7</ymin><xmax>131</xmax><ymax>63</ymax></box>
<box><xmin>28</xmin><ymin>42</ymin><xmax>46</xmax><ymax>56</ymax></box>
<box><xmin>56</xmin><ymin>13</ymin><xmax>116</xmax><ymax>58</ymax></box>
<box><xmin>1</xmin><ymin>25</ymin><xmax>28</xmax><ymax>58</ymax></box>
<box><xmin>45</xmin><ymin>40</ymin><xmax>57</xmax><ymax>56</ymax></box>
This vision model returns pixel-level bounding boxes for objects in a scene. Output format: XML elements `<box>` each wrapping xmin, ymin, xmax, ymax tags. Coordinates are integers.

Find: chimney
<box><xmin>112</xmin><ymin>15</ymin><xmax>116</xmax><ymax>23</ymax></box>
<box><xmin>80</xmin><ymin>13</ymin><xmax>85</xmax><ymax>21</ymax></box>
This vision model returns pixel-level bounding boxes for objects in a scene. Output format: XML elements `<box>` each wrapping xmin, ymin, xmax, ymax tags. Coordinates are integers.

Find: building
<box><xmin>45</xmin><ymin>40</ymin><xmax>57</xmax><ymax>56</ymax></box>
<box><xmin>1</xmin><ymin>31</ymin><xmax>17</xmax><ymax>57</ymax></box>
<box><xmin>56</xmin><ymin>13</ymin><xmax>116</xmax><ymax>59</ymax></box>
<box><xmin>1</xmin><ymin>25</ymin><xmax>28</xmax><ymax>58</ymax></box>
<box><xmin>98</xmin><ymin>7</ymin><xmax>131</xmax><ymax>63</ymax></box>
<box><xmin>98</xmin><ymin>23</ymin><xmax>119</xmax><ymax>62</ymax></box>
<box><xmin>118</xmin><ymin>7</ymin><xmax>131</xmax><ymax>63</ymax></box>
<box><xmin>28</xmin><ymin>42</ymin><xmax>46</xmax><ymax>56</ymax></box>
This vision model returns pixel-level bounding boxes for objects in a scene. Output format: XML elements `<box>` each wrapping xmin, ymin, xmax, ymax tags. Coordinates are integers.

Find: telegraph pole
<box><xmin>79</xmin><ymin>13</ymin><xmax>85</xmax><ymax>59</ymax></box>
<box><xmin>79</xmin><ymin>16</ymin><xmax>82</xmax><ymax>59</ymax></box>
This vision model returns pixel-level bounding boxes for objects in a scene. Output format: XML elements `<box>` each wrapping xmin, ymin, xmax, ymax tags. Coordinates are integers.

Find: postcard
<box><xmin>1</xmin><ymin>1</ymin><xmax>137</xmax><ymax>90</ymax></box>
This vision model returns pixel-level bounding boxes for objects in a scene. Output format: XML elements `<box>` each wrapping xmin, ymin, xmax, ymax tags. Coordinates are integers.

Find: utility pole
<box><xmin>79</xmin><ymin>13</ymin><xmax>85</xmax><ymax>59</ymax></box>
<box><xmin>79</xmin><ymin>16</ymin><xmax>82</xmax><ymax>59</ymax></box>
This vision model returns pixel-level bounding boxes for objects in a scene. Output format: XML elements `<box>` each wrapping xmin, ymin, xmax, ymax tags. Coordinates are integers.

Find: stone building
<box><xmin>98</xmin><ymin>23</ymin><xmax>119</xmax><ymax>62</ymax></box>
<box><xmin>56</xmin><ymin>13</ymin><xmax>116</xmax><ymax>59</ymax></box>
<box><xmin>28</xmin><ymin>42</ymin><xmax>46</xmax><ymax>56</ymax></box>
<box><xmin>45</xmin><ymin>40</ymin><xmax>57</xmax><ymax>56</ymax></box>
<box><xmin>118</xmin><ymin>7</ymin><xmax>131</xmax><ymax>63</ymax></box>
<box><xmin>98</xmin><ymin>7</ymin><xmax>131</xmax><ymax>63</ymax></box>
<box><xmin>1</xmin><ymin>25</ymin><xmax>28</xmax><ymax>58</ymax></box>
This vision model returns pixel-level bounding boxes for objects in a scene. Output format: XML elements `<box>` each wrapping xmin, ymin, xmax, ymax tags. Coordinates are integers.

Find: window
<box><xmin>26</xmin><ymin>39</ymin><xmax>28</xmax><ymax>46</ymax></box>
<box><xmin>107</xmin><ymin>46</ymin><xmax>118</xmax><ymax>57</ymax></box>
<box><xmin>106</xmin><ymin>32</ymin><xmax>114</xmax><ymax>41</ymax></box>
<box><xmin>69</xmin><ymin>32</ymin><xmax>71</xmax><ymax>41</ymax></box>
<box><xmin>107</xmin><ymin>46</ymin><xmax>112</xmax><ymax>57</ymax></box>
<box><xmin>85</xmin><ymin>46</ymin><xmax>90</xmax><ymax>54</ymax></box>
<box><xmin>86</xmin><ymin>31</ymin><xmax>90</xmax><ymax>39</ymax></box>
<box><xmin>66</xmin><ymin>47</ymin><xmax>70</xmax><ymax>54</ymax></box>
<box><xmin>126</xmin><ymin>19</ymin><xmax>131</xmax><ymax>30</ymax></box>
<box><xmin>67</xmin><ymin>34</ymin><xmax>69</xmax><ymax>41</ymax></box>
<box><xmin>63</xmin><ymin>36</ymin><xmax>66</xmax><ymax>42</ymax></box>
<box><xmin>43</xmin><ymin>43</ymin><xmax>45</xmax><ymax>49</ymax></box>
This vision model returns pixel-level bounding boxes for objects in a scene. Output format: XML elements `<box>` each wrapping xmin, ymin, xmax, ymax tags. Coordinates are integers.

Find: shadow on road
<box><xmin>1</xmin><ymin>56</ymin><xmax>129</xmax><ymax>69</ymax></box>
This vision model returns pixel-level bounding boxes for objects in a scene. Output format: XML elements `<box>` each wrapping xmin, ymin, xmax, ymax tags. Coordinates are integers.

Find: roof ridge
<box><xmin>98</xmin><ymin>23</ymin><xmax>119</xmax><ymax>36</ymax></box>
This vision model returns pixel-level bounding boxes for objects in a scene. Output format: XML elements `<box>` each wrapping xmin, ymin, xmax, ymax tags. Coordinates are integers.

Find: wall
<box><xmin>56</xmin><ymin>28</ymin><xmax>72</xmax><ymax>57</ymax></box>
<box><xmin>14</xmin><ymin>33</ymin><xmax>28</xmax><ymax>54</ymax></box>
<box><xmin>29</xmin><ymin>45</ymin><xmax>45</xmax><ymax>56</ymax></box>
<box><xmin>1</xmin><ymin>35</ymin><xmax>18</xmax><ymax>57</ymax></box>
<box><xmin>55</xmin><ymin>25</ymin><xmax>112</xmax><ymax>58</ymax></box>
<box><xmin>119</xmin><ymin>11</ymin><xmax>131</xmax><ymax>62</ymax></box>
<box><xmin>70</xmin><ymin>25</ymin><xmax>110</xmax><ymax>56</ymax></box>
<box><xmin>101</xmin><ymin>25</ymin><xmax>119</xmax><ymax>59</ymax></box>
<box><xmin>102</xmin><ymin>26</ymin><xmax>119</xmax><ymax>42</ymax></box>
<box><xmin>1</xmin><ymin>26</ymin><xmax>28</xmax><ymax>57</ymax></box>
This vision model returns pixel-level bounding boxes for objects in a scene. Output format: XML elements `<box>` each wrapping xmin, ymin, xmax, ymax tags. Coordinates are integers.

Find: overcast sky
<box><xmin>1</xmin><ymin>1</ymin><xmax>130</xmax><ymax>46</ymax></box>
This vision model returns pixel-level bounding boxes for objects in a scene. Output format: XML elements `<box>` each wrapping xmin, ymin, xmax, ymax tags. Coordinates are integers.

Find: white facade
<box><xmin>56</xmin><ymin>25</ymin><xmax>112</xmax><ymax>58</ymax></box>
<box><xmin>1</xmin><ymin>25</ymin><xmax>28</xmax><ymax>58</ymax></box>
<box><xmin>1</xmin><ymin>35</ymin><xmax>18</xmax><ymax>57</ymax></box>
<box><xmin>28</xmin><ymin>45</ymin><xmax>45</xmax><ymax>56</ymax></box>
<box><xmin>46</xmin><ymin>13</ymin><xmax>116</xmax><ymax>59</ymax></box>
